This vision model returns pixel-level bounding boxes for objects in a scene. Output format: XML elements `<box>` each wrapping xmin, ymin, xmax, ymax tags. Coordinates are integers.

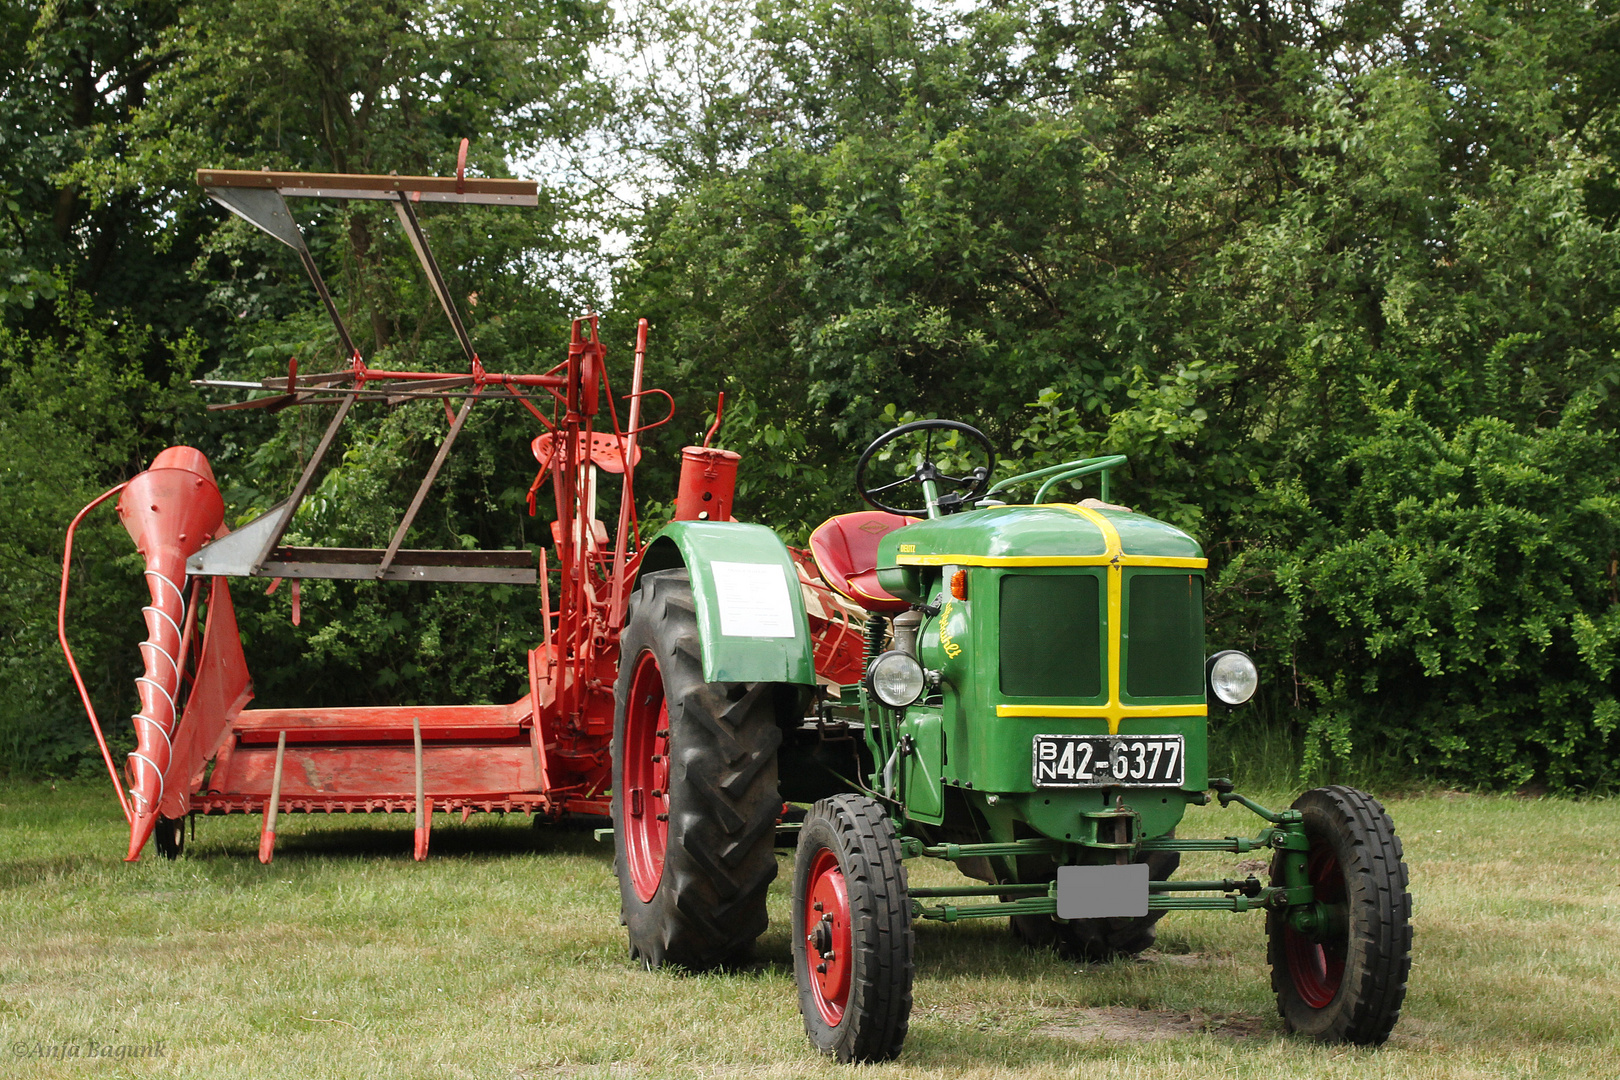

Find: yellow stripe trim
<box><xmin>894</xmin><ymin>553</ymin><xmax>1207</xmax><ymax>569</ymax></box>
<box><xmin>897</xmin><ymin>553</ymin><xmax>1107</xmax><ymax>567</ymax></box>
<box><xmin>1106</xmin><ymin>555</ymin><xmax>1123</xmax><ymax>728</ymax></box>
<box><xmin>997</xmin><ymin>704</ymin><xmax>1208</xmax><ymax>719</ymax></box>
<box><xmin>1055</xmin><ymin>505</ymin><xmax>1130</xmax><ymax>728</ymax></box>
<box><xmin>1066</xmin><ymin>504</ymin><xmax>1122</xmax><ymax>558</ymax></box>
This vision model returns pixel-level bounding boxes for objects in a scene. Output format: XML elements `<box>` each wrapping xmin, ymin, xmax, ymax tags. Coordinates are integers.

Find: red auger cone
<box><xmin>114</xmin><ymin>447</ymin><xmax>224</xmax><ymax>861</ymax></box>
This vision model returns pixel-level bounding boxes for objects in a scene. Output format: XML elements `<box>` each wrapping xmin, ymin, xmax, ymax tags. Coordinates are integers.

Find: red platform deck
<box><xmin>194</xmin><ymin>703</ymin><xmax>551</xmax><ymax>817</ymax></box>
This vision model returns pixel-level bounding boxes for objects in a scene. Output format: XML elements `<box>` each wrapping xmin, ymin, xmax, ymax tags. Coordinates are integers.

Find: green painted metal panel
<box><xmin>877</xmin><ymin>504</ymin><xmax>1109</xmax><ymax>566</ymax></box>
<box><xmin>910</xmin><ymin>559</ymin><xmax>1209</xmax><ymax>820</ymax></box>
<box><xmin>852</xmin><ymin>499</ymin><xmax>1214</xmax><ymax>851</ymax></box>
<box><xmin>878</xmin><ymin>561</ymin><xmax>927</xmax><ymax>605</ymax></box>
<box><xmin>638</xmin><ymin>522</ymin><xmax>815</xmax><ymax>685</ymax></box>
<box><xmin>1094</xmin><ymin>508</ymin><xmax>1206</xmax><ymax>560</ymax></box>
<box><xmin>900</xmin><ymin>708</ymin><xmax>945</xmax><ymax>825</ymax></box>
<box><xmin>874</xmin><ymin>504</ymin><xmax>1203</xmax><ymax>569</ymax></box>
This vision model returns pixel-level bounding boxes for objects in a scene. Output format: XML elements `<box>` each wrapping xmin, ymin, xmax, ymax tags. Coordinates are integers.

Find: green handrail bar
<box><xmin>985</xmin><ymin>455</ymin><xmax>1128</xmax><ymax>504</ymax></box>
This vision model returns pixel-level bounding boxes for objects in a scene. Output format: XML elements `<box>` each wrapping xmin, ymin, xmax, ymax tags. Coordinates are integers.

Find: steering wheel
<box><xmin>854</xmin><ymin>420</ymin><xmax>997</xmax><ymax>518</ymax></box>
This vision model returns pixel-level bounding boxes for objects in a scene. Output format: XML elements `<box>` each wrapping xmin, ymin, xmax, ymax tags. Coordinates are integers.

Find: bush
<box><xmin>0</xmin><ymin>289</ymin><xmax>203</xmax><ymax>777</ymax></box>
<box><xmin>1229</xmin><ymin>398</ymin><xmax>1619</xmax><ymax>791</ymax></box>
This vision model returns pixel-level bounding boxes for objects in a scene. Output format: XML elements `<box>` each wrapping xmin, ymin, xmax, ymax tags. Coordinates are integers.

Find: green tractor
<box><xmin>611</xmin><ymin>419</ymin><xmax>1412</xmax><ymax>1062</ymax></box>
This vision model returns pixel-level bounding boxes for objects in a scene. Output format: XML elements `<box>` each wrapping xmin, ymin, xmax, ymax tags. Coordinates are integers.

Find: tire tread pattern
<box><xmin>1268</xmin><ymin>784</ymin><xmax>1413</xmax><ymax>1045</ymax></box>
<box><xmin>613</xmin><ymin>570</ymin><xmax>782</xmax><ymax>970</ymax></box>
<box><xmin>794</xmin><ymin>794</ymin><xmax>914</xmax><ymax>1062</ymax></box>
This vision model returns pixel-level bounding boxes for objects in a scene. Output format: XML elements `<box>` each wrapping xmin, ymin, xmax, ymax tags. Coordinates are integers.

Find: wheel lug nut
<box><xmin>813</xmin><ymin>901</ymin><xmax>823</xmax><ymax>912</ymax></box>
<box><xmin>650</xmin><ymin>754</ymin><xmax>662</xmax><ymax>763</ymax></box>
<box><xmin>655</xmin><ymin>813</ymin><xmax>668</xmax><ymax>821</ymax></box>
<box><xmin>815</xmin><ymin>962</ymin><xmax>827</xmax><ymax>974</ymax></box>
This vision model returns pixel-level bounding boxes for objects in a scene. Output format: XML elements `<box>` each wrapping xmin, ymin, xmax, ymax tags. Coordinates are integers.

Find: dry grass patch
<box><xmin>1030</xmin><ymin>1005</ymin><xmax>1269</xmax><ymax>1042</ymax></box>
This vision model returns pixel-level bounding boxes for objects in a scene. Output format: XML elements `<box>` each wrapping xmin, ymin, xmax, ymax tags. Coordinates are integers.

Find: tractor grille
<box><xmin>1125</xmin><ymin>572</ymin><xmax>1205</xmax><ymax>698</ymax></box>
<box><xmin>999</xmin><ymin>573</ymin><xmax>1103</xmax><ymax>698</ymax></box>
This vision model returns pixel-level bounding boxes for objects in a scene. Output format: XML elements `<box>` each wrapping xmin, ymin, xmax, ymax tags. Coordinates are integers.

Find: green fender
<box><xmin>636</xmin><ymin>521</ymin><xmax>816</xmax><ymax>685</ymax></box>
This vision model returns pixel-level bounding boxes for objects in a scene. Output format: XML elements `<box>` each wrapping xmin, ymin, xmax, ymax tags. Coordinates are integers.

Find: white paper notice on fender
<box><xmin>710</xmin><ymin>561</ymin><xmax>795</xmax><ymax>637</ymax></box>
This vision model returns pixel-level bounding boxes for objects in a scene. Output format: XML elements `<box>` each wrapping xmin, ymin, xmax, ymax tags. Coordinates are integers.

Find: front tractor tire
<box><xmin>1268</xmin><ymin>785</ymin><xmax>1413</xmax><ymax>1045</ymax></box>
<box><xmin>792</xmin><ymin>794</ymin><xmax>914</xmax><ymax>1063</ymax></box>
<box><xmin>611</xmin><ymin>570</ymin><xmax>784</xmax><ymax>970</ymax></box>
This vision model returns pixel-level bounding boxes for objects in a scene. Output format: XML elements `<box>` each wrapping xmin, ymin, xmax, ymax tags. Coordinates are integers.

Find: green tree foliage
<box><xmin>0</xmin><ymin>288</ymin><xmax>203</xmax><ymax>772</ymax></box>
<box><xmin>4</xmin><ymin>0</ymin><xmax>1617</xmax><ymax>792</ymax></box>
<box><xmin>615</xmin><ymin>0</ymin><xmax>1620</xmax><ymax>789</ymax></box>
<box><xmin>1</xmin><ymin>0</ymin><xmax>611</xmax><ymax>776</ymax></box>
<box><xmin>0</xmin><ymin>1</ymin><xmax>198</xmax><ymax>336</ymax></box>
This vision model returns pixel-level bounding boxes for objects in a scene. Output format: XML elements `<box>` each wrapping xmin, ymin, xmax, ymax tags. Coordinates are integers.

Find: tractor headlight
<box><xmin>1206</xmin><ymin>650</ymin><xmax>1258</xmax><ymax>705</ymax></box>
<box><xmin>866</xmin><ymin>650</ymin><xmax>928</xmax><ymax>708</ymax></box>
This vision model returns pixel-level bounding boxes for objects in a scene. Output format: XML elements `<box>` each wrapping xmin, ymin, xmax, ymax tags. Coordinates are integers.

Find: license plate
<box><xmin>1032</xmin><ymin>734</ymin><xmax>1185</xmax><ymax>788</ymax></box>
<box><xmin>1055</xmin><ymin>864</ymin><xmax>1149</xmax><ymax>919</ymax></box>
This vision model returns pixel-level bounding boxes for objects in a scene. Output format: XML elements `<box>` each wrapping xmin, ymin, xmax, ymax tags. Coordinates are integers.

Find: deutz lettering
<box><xmin>939</xmin><ymin>601</ymin><xmax>962</xmax><ymax>659</ymax></box>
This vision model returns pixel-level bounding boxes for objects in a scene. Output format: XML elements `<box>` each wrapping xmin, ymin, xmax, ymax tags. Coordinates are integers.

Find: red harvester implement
<box><xmin>59</xmin><ymin>163</ymin><xmax>862</xmax><ymax>863</ymax></box>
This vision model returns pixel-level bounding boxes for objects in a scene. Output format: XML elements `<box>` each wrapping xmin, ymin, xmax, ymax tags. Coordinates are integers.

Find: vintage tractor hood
<box><xmin>874</xmin><ymin>504</ymin><xmax>1203</xmax><ymax>603</ymax></box>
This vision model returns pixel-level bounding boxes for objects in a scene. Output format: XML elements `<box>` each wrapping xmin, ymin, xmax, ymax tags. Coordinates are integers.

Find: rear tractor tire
<box><xmin>611</xmin><ymin>569</ymin><xmax>784</xmax><ymax>970</ymax></box>
<box><xmin>1267</xmin><ymin>785</ymin><xmax>1412</xmax><ymax>1045</ymax></box>
<box><xmin>792</xmin><ymin>794</ymin><xmax>914</xmax><ymax>1063</ymax></box>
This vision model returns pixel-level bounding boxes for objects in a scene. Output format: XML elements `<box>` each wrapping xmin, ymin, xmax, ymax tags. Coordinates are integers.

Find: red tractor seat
<box><xmin>808</xmin><ymin>511</ymin><xmax>914</xmax><ymax>614</ymax></box>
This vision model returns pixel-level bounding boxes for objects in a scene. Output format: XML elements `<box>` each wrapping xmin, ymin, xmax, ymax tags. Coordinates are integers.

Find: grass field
<box><xmin>1</xmin><ymin>780</ymin><xmax>1617</xmax><ymax>1079</ymax></box>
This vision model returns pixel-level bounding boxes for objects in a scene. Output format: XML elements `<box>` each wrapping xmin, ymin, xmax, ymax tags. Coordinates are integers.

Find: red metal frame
<box><xmin>58</xmin><ymin>482</ymin><xmax>133</xmax><ymax>824</ymax></box>
<box><xmin>57</xmin><ymin>307</ymin><xmax>644</xmax><ymax>859</ymax></box>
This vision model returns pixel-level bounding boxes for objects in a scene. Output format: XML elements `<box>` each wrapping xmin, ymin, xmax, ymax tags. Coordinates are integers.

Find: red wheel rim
<box><xmin>622</xmin><ymin>652</ymin><xmax>671</xmax><ymax>903</ymax></box>
<box><xmin>803</xmin><ymin>847</ymin><xmax>853</xmax><ymax>1026</ymax></box>
<box><xmin>1284</xmin><ymin>842</ymin><xmax>1349</xmax><ymax>1009</ymax></box>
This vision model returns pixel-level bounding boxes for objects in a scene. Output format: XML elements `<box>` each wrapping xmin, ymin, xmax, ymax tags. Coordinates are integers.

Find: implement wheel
<box><xmin>1268</xmin><ymin>785</ymin><xmax>1412</xmax><ymax>1045</ymax></box>
<box><xmin>792</xmin><ymin>794</ymin><xmax>913</xmax><ymax>1062</ymax></box>
<box><xmin>154</xmin><ymin>815</ymin><xmax>185</xmax><ymax>860</ymax></box>
<box><xmin>611</xmin><ymin>570</ymin><xmax>783</xmax><ymax>969</ymax></box>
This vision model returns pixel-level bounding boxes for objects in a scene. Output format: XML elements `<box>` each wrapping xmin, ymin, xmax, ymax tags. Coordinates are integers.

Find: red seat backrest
<box><xmin>808</xmin><ymin>510</ymin><xmax>914</xmax><ymax>614</ymax></box>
